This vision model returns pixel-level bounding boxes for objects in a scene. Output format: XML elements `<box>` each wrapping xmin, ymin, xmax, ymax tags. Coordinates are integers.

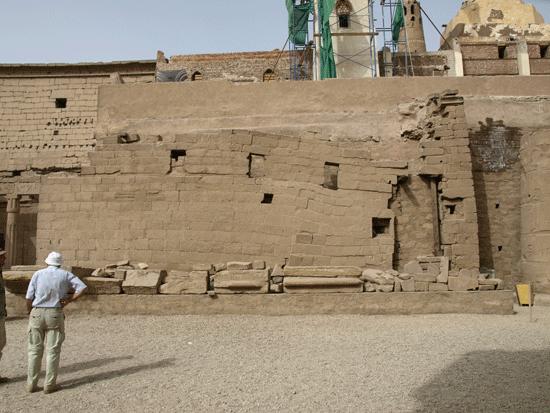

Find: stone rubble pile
<box><xmin>3</xmin><ymin>256</ymin><xmax>503</xmax><ymax>296</ymax></box>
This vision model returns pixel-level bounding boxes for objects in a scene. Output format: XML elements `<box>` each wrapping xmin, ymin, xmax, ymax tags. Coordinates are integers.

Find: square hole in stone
<box><xmin>55</xmin><ymin>98</ymin><xmax>67</xmax><ymax>108</ymax></box>
<box><xmin>372</xmin><ymin>218</ymin><xmax>391</xmax><ymax>237</ymax></box>
<box><xmin>261</xmin><ymin>193</ymin><xmax>273</xmax><ymax>204</ymax></box>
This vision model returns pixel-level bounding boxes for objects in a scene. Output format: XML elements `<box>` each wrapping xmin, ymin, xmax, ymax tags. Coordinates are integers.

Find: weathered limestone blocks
<box><xmin>122</xmin><ymin>269</ymin><xmax>167</xmax><ymax>294</ymax></box>
<box><xmin>82</xmin><ymin>277</ymin><xmax>123</xmax><ymax>294</ymax></box>
<box><xmin>283</xmin><ymin>277</ymin><xmax>364</xmax><ymax>293</ymax></box>
<box><xmin>2</xmin><ymin>267</ymin><xmax>39</xmax><ymax>294</ymax></box>
<box><xmin>211</xmin><ymin>269</ymin><xmax>270</xmax><ymax>294</ymax></box>
<box><xmin>283</xmin><ymin>266</ymin><xmax>363</xmax><ymax>293</ymax></box>
<box><xmin>90</xmin><ymin>261</ymin><xmax>145</xmax><ymax>280</ymax></box>
<box><xmin>159</xmin><ymin>270</ymin><xmax>208</xmax><ymax>294</ymax></box>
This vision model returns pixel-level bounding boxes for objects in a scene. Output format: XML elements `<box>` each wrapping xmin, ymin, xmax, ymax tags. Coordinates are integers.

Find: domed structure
<box><xmin>440</xmin><ymin>0</ymin><xmax>549</xmax><ymax>49</ymax></box>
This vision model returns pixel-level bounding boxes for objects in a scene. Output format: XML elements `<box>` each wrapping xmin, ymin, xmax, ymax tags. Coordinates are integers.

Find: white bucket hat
<box><xmin>45</xmin><ymin>251</ymin><xmax>63</xmax><ymax>266</ymax></box>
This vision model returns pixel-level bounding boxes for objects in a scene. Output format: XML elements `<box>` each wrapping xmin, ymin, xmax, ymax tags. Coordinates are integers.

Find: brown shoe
<box><xmin>0</xmin><ymin>376</ymin><xmax>9</xmax><ymax>383</ymax></box>
<box><xmin>43</xmin><ymin>384</ymin><xmax>61</xmax><ymax>394</ymax></box>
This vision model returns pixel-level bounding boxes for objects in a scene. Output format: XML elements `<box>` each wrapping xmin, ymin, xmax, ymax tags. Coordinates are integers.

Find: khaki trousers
<box><xmin>0</xmin><ymin>316</ymin><xmax>5</xmax><ymax>364</ymax></box>
<box><xmin>27</xmin><ymin>307</ymin><xmax>65</xmax><ymax>389</ymax></box>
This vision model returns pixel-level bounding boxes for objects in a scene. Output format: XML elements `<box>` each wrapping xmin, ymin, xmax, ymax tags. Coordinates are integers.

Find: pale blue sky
<box><xmin>1</xmin><ymin>0</ymin><xmax>549</xmax><ymax>64</ymax></box>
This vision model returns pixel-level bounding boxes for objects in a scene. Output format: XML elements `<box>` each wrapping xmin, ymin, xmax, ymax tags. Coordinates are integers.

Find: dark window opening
<box><xmin>498</xmin><ymin>246</ymin><xmax>503</xmax><ymax>252</ymax></box>
<box><xmin>53</xmin><ymin>130</ymin><xmax>59</xmax><ymax>136</ymax></box>
<box><xmin>411</xmin><ymin>4</ymin><xmax>415</xmax><ymax>14</ymax></box>
<box><xmin>540</xmin><ymin>45</ymin><xmax>548</xmax><ymax>58</ymax></box>
<box><xmin>446</xmin><ymin>205</ymin><xmax>456</xmax><ymax>215</ymax></box>
<box><xmin>171</xmin><ymin>150</ymin><xmax>186</xmax><ymax>162</ymax></box>
<box><xmin>262</xmin><ymin>193</ymin><xmax>273</xmax><ymax>204</ymax></box>
<box><xmin>495</xmin><ymin>203</ymin><xmax>500</xmax><ymax>209</ymax></box>
<box><xmin>55</xmin><ymin>98</ymin><xmax>67</xmax><ymax>108</ymax></box>
<box><xmin>403</xmin><ymin>6</ymin><xmax>407</xmax><ymax>16</ymax></box>
<box><xmin>192</xmin><ymin>71</ymin><xmax>203</xmax><ymax>81</ymax></box>
<box><xmin>498</xmin><ymin>46</ymin><xmax>506</xmax><ymax>59</ymax></box>
<box><xmin>323</xmin><ymin>162</ymin><xmax>339</xmax><ymax>190</ymax></box>
<box><xmin>12</xmin><ymin>170</ymin><xmax>21</xmax><ymax>177</ymax></box>
<box><xmin>411</xmin><ymin>16</ymin><xmax>415</xmax><ymax>21</ymax></box>
<box><xmin>372</xmin><ymin>218</ymin><xmax>391</xmax><ymax>238</ymax></box>
<box><xmin>263</xmin><ymin>69</ymin><xmax>275</xmax><ymax>82</ymax></box>
<box><xmin>338</xmin><ymin>14</ymin><xmax>350</xmax><ymax>28</ymax></box>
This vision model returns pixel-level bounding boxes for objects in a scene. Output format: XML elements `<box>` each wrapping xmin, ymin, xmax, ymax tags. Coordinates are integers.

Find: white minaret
<box><xmin>314</xmin><ymin>0</ymin><xmax>378</xmax><ymax>79</ymax></box>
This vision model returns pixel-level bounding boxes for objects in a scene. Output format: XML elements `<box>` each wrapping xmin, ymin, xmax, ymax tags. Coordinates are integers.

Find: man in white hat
<box><xmin>0</xmin><ymin>249</ymin><xmax>8</xmax><ymax>384</ymax></box>
<box><xmin>25</xmin><ymin>251</ymin><xmax>87</xmax><ymax>394</ymax></box>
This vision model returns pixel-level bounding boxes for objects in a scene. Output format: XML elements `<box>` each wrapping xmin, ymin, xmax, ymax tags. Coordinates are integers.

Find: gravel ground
<box><xmin>0</xmin><ymin>301</ymin><xmax>549</xmax><ymax>413</ymax></box>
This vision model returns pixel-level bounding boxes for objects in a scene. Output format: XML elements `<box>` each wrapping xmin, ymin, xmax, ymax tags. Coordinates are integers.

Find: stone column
<box><xmin>6</xmin><ymin>195</ymin><xmax>20</xmax><ymax>267</ymax></box>
<box><xmin>517</xmin><ymin>40</ymin><xmax>531</xmax><ymax>76</ymax></box>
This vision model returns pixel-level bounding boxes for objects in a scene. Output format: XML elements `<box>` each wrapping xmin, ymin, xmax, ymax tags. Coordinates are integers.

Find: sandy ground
<box><xmin>0</xmin><ymin>300</ymin><xmax>549</xmax><ymax>413</ymax></box>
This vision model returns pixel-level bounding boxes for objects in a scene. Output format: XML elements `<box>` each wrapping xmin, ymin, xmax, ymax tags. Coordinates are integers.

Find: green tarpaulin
<box><xmin>285</xmin><ymin>0</ymin><xmax>336</xmax><ymax>79</ymax></box>
<box><xmin>318</xmin><ymin>0</ymin><xmax>337</xmax><ymax>79</ymax></box>
<box><xmin>285</xmin><ymin>0</ymin><xmax>314</xmax><ymax>45</ymax></box>
<box><xmin>392</xmin><ymin>0</ymin><xmax>405</xmax><ymax>45</ymax></box>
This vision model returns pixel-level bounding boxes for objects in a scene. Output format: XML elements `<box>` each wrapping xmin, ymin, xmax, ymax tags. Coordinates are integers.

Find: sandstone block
<box><xmin>2</xmin><ymin>271</ymin><xmax>34</xmax><ymax>294</ymax></box>
<box><xmin>212</xmin><ymin>269</ymin><xmax>269</xmax><ymax>294</ymax></box>
<box><xmin>159</xmin><ymin>270</ymin><xmax>208</xmax><ymax>294</ymax></box>
<box><xmin>360</xmin><ymin>269</ymin><xmax>383</xmax><ymax>283</ymax></box>
<box><xmin>252</xmin><ymin>260</ymin><xmax>266</xmax><ymax>270</ymax></box>
<box><xmin>401</xmin><ymin>279</ymin><xmax>416</xmax><ymax>292</ymax></box>
<box><xmin>271</xmin><ymin>276</ymin><xmax>284</xmax><ymax>284</ymax></box>
<box><xmin>415</xmin><ymin>282</ymin><xmax>430</xmax><ymax>291</ymax></box>
<box><xmin>193</xmin><ymin>263</ymin><xmax>214</xmax><ymax>273</ymax></box>
<box><xmin>271</xmin><ymin>264</ymin><xmax>284</xmax><ymax>277</ymax></box>
<box><xmin>122</xmin><ymin>270</ymin><xmax>166</xmax><ymax>294</ymax></box>
<box><xmin>394</xmin><ymin>280</ymin><xmax>402</xmax><ymax>292</ymax></box>
<box><xmin>404</xmin><ymin>261</ymin><xmax>423</xmax><ymax>274</ymax></box>
<box><xmin>398</xmin><ymin>273</ymin><xmax>413</xmax><ymax>280</ymax></box>
<box><xmin>374</xmin><ymin>284</ymin><xmax>394</xmax><ymax>293</ymax></box>
<box><xmin>114</xmin><ymin>270</ymin><xmax>127</xmax><ymax>280</ymax></box>
<box><xmin>413</xmin><ymin>274</ymin><xmax>437</xmax><ymax>283</ymax></box>
<box><xmin>92</xmin><ymin>268</ymin><xmax>106</xmax><ymax>278</ymax></box>
<box><xmin>429</xmin><ymin>283</ymin><xmax>449</xmax><ymax>292</ymax></box>
<box><xmin>283</xmin><ymin>277</ymin><xmax>363</xmax><ymax>294</ymax></box>
<box><xmin>82</xmin><ymin>277</ymin><xmax>122</xmax><ymax>294</ymax></box>
<box><xmin>270</xmin><ymin>284</ymin><xmax>284</xmax><ymax>293</ymax></box>
<box><xmin>364</xmin><ymin>282</ymin><xmax>376</xmax><ymax>292</ymax></box>
<box><xmin>213</xmin><ymin>263</ymin><xmax>227</xmax><ymax>272</ymax></box>
<box><xmin>69</xmin><ymin>267</ymin><xmax>95</xmax><ymax>278</ymax></box>
<box><xmin>448</xmin><ymin>276</ymin><xmax>479</xmax><ymax>291</ymax></box>
<box><xmin>117</xmin><ymin>260</ymin><xmax>130</xmax><ymax>267</ymax></box>
<box><xmin>427</xmin><ymin>263</ymin><xmax>439</xmax><ymax>277</ymax></box>
<box><xmin>479</xmin><ymin>285</ymin><xmax>495</xmax><ymax>291</ymax></box>
<box><xmin>137</xmin><ymin>263</ymin><xmax>149</xmax><ymax>270</ymax></box>
<box><xmin>226</xmin><ymin>262</ymin><xmax>252</xmax><ymax>270</ymax></box>
<box><xmin>284</xmin><ymin>266</ymin><xmax>362</xmax><ymax>278</ymax></box>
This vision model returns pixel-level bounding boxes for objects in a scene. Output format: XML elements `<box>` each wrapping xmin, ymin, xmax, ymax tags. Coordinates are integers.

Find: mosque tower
<box><xmin>397</xmin><ymin>0</ymin><xmax>427</xmax><ymax>53</ymax></box>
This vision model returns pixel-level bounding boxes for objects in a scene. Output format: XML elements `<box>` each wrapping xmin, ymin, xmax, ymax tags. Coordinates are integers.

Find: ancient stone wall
<box><xmin>0</xmin><ymin>62</ymin><xmax>155</xmax><ymax>173</ymax></box>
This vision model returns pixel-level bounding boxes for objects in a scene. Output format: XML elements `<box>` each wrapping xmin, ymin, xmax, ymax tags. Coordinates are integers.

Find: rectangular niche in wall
<box><xmin>248</xmin><ymin>153</ymin><xmax>265</xmax><ymax>178</ymax></box>
<box><xmin>170</xmin><ymin>150</ymin><xmax>186</xmax><ymax>171</ymax></box>
<box><xmin>442</xmin><ymin>199</ymin><xmax>463</xmax><ymax>219</ymax></box>
<box><xmin>372</xmin><ymin>218</ymin><xmax>391</xmax><ymax>238</ymax></box>
<box><xmin>55</xmin><ymin>98</ymin><xmax>67</xmax><ymax>108</ymax></box>
<box><xmin>323</xmin><ymin>162</ymin><xmax>339</xmax><ymax>190</ymax></box>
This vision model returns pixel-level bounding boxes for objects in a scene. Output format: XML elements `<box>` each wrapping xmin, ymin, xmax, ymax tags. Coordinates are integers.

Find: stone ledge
<box><xmin>6</xmin><ymin>290</ymin><xmax>514</xmax><ymax>316</ymax></box>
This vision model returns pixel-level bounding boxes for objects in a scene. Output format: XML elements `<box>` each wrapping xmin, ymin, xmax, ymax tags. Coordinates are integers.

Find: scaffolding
<box><xmin>289</xmin><ymin>1</ymin><xmax>316</xmax><ymax>81</ymax></box>
<box><xmin>377</xmin><ymin>0</ymin><xmax>410</xmax><ymax>77</ymax></box>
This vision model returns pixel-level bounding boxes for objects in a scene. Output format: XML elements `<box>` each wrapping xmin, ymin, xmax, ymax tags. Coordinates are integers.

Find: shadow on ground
<box><xmin>411</xmin><ymin>350</ymin><xmax>550</xmax><ymax>412</ymax></box>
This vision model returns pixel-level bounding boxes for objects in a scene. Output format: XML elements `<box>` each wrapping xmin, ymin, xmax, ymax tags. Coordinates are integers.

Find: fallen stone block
<box><xmin>364</xmin><ymin>282</ymin><xmax>376</xmax><ymax>292</ymax></box>
<box><xmin>270</xmin><ymin>283</ymin><xmax>284</xmax><ymax>293</ymax></box>
<box><xmin>193</xmin><ymin>263</ymin><xmax>214</xmax><ymax>273</ymax></box>
<box><xmin>213</xmin><ymin>263</ymin><xmax>227</xmax><ymax>272</ymax></box>
<box><xmin>404</xmin><ymin>261</ymin><xmax>423</xmax><ymax>274</ymax></box>
<box><xmin>227</xmin><ymin>261</ymin><xmax>252</xmax><ymax>270</ymax></box>
<box><xmin>479</xmin><ymin>284</ymin><xmax>495</xmax><ymax>291</ymax></box>
<box><xmin>159</xmin><ymin>270</ymin><xmax>207</xmax><ymax>294</ymax></box>
<box><xmin>271</xmin><ymin>276</ymin><xmax>284</xmax><ymax>284</ymax></box>
<box><xmin>252</xmin><ymin>260</ymin><xmax>266</xmax><ymax>270</ymax></box>
<box><xmin>429</xmin><ymin>283</ymin><xmax>449</xmax><ymax>292</ymax></box>
<box><xmin>398</xmin><ymin>273</ymin><xmax>413</xmax><ymax>280</ymax></box>
<box><xmin>448</xmin><ymin>276</ymin><xmax>479</xmax><ymax>291</ymax></box>
<box><xmin>374</xmin><ymin>284</ymin><xmax>394</xmax><ymax>293</ymax></box>
<box><xmin>413</xmin><ymin>274</ymin><xmax>437</xmax><ymax>283</ymax></box>
<box><xmin>361</xmin><ymin>269</ymin><xmax>383</xmax><ymax>283</ymax></box>
<box><xmin>82</xmin><ymin>277</ymin><xmax>123</xmax><ymax>294</ymax></box>
<box><xmin>283</xmin><ymin>277</ymin><xmax>363</xmax><ymax>293</ymax></box>
<box><xmin>68</xmin><ymin>267</ymin><xmax>94</xmax><ymax>278</ymax></box>
<box><xmin>114</xmin><ymin>270</ymin><xmax>127</xmax><ymax>280</ymax></box>
<box><xmin>122</xmin><ymin>270</ymin><xmax>166</xmax><ymax>294</ymax></box>
<box><xmin>137</xmin><ymin>263</ymin><xmax>149</xmax><ymax>270</ymax></box>
<box><xmin>212</xmin><ymin>269</ymin><xmax>269</xmax><ymax>294</ymax></box>
<box><xmin>117</xmin><ymin>260</ymin><xmax>130</xmax><ymax>267</ymax></box>
<box><xmin>2</xmin><ymin>271</ymin><xmax>34</xmax><ymax>294</ymax></box>
<box><xmin>271</xmin><ymin>264</ymin><xmax>284</xmax><ymax>277</ymax></box>
<box><xmin>401</xmin><ymin>279</ymin><xmax>415</xmax><ymax>292</ymax></box>
<box><xmin>284</xmin><ymin>266</ymin><xmax>362</xmax><ymax>278</ymax></box>
<box><xmin>92</xmin><ymin>268</ymin><xmax>106</xmax><ymax>278</ymax></box>
<box><xmin>415</xmin><ymin>282</ymin><xmax>430</xmax><ymax>291</ymax></box>
<box><xmin>394</xmin><ymin>280</ymin><xmax>402</xmax><ymax>292</ymax></box>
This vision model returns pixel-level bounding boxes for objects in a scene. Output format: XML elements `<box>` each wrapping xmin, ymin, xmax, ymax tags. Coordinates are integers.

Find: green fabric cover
<box><xmin>286</xmin><ymin>1</ymin><xmax>314</xmax><ymax>45</ymax></box>
<box><xmin>392</xmin><ymin>0</ymin><xmax>405</xmax><ymax>45</ymax></box>
<box><xmin>318</xmin><ymin>0</ymin><xmax>337</xmax><ymax>79</ymax></box>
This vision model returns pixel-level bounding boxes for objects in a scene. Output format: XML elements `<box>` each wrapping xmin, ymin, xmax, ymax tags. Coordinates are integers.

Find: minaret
<box><xmin>398</xmin><ymin>0</ymin><xmax>427</xmax><ymax>53</ymax></box>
